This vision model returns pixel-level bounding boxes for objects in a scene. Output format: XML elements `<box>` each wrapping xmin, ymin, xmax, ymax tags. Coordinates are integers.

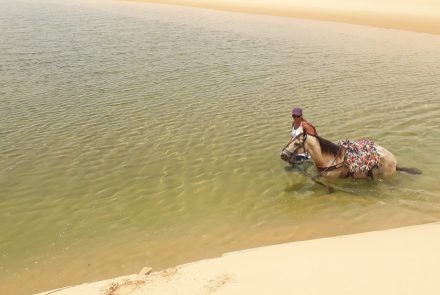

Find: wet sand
<box><xmin>125</xmin><ymin>0</ymin><xmax>440</xmax><ymax>34</ymax></box>
<box><xmin>35</xmin><ymin>222</ymin><xmax>440</xmax><ymax>295</ymax></box>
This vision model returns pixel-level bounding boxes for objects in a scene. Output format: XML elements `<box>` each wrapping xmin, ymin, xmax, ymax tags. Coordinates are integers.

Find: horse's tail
<box><xmin>396</xmin><ymin>166</ymin><xmax>422</xmax><ymax>175</ymax></box>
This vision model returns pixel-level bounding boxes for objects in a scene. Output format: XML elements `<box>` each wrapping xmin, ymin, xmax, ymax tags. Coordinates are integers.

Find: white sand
<box><xmin>125</xmin><ymin>0</ymin><xmax>440</xmax><ymax>34</ymax></box>
<box><xmin>36</xmin><ymin>222</ymin><xmax>440</xmax><ymax>295</ymax></box>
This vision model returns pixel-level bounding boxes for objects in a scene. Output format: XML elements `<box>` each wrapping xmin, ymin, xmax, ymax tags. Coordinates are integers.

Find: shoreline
<box><xmin>36</xmin><ymin>222</ymin><xmax>440</xmax><ymax>295</ymax></box>
<box><xmin>124</xmin><ymin>0</ymin><xmax>440</xmax><ymax>35</ymax></box>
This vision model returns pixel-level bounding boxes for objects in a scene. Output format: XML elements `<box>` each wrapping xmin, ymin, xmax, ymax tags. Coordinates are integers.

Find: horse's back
<box><xmin>376</xmin><ymin>145</ymin><xmax>397</xmax><ymax>177</ymax></box>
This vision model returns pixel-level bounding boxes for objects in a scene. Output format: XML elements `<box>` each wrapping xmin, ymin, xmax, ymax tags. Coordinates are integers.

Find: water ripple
<box><xmin>1</xmin><ymin>1</ymin><xmax>440</xmax><ymax>294</ymax></box>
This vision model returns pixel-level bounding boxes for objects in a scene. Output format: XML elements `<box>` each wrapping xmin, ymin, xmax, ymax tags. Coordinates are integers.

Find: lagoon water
<box><xmin>1</xmin><ymin>0</ymin><xmax>440</xmax><ymax>293</ymax></box>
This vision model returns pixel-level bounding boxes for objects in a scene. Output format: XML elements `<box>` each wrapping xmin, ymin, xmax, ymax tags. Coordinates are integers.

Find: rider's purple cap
<box><xmin>292</xmin><ymin>107</ymin><xmax>302</xmax><ymax>116</ymax></box>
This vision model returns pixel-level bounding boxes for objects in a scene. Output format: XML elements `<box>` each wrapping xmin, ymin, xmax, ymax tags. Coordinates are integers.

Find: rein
<box><xmin>316</xmin><ymin>146</ymin><xmax>345</xmax><ymax>175</ymax></box>
<box><xmin>302</xmin><ymin>134</ymin><xmax>345</xmax><ymax>175</ymax></box>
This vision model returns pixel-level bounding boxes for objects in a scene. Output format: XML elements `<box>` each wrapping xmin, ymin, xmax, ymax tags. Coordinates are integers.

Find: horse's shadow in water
<box><xmin>284</xmin><ymin>162</ymin><xmax>337</xmax><ymax>194</ymax></box>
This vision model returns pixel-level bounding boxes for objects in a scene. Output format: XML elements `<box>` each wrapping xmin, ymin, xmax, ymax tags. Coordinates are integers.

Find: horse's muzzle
<box><xmin>280</xmin><ymin>150</ymin><xmax>292</xmax><ymax>162</ymax></box>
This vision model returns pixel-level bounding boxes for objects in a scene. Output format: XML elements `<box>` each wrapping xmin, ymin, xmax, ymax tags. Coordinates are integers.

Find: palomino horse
<box><xmin>281</xmin><ymin>133</ymin><xmax>421</xmax><ymax>179</ymax></box>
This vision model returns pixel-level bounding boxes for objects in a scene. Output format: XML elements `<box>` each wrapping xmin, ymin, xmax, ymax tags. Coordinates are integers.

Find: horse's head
<box><xmin>280</xmin><ymin>133</ymin><xmax>307</xmax><ymax>165</ymax></box>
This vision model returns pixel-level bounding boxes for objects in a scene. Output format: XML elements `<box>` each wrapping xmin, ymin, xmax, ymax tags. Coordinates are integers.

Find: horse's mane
<box><xmin>316</xmin><ymin>136</ymin><xmax>340</xmax><ymax>156</ymax></box>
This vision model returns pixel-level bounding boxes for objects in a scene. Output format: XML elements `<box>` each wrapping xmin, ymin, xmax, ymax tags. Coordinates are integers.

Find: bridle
<box><xmin>281</xmin><ymin>133</ymin><xmax>308</xmax><ymax>166</ymax></box>
<box><xmin>291</xmin><ymin>133</ymin><xmax>307</xmax><ymax>156</ymax></box>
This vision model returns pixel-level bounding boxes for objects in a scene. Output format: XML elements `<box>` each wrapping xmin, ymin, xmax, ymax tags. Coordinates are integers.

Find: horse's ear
<box><xmin>302</xmin><ymin>132</ymin><xmax>308</xmax><ymax>141</ymax></box>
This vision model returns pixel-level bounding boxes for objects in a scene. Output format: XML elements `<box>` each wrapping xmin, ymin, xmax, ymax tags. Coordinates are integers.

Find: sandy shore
<box><xmin>124</xmin><ymin>0</ymin><xmax>440</xmax><ymax>35</ymax></box>
<box><xmin>36</xmin><ymin>222</ymin><xmax>440</xmax><ymax>295</ymax></box>
<box><xmin>126</xmin><ymin>0</ymin><xmax>440</xmax><ymax>34</ymax></box>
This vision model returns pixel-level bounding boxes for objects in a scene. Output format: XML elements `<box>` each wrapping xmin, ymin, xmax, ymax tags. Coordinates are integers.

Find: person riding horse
<box><xmin>282</xmin><ymin>107</ymin><xmax>318</xmax><ymax>163</ymax></box>
<box><xmin>281</xmin><ymin>111</ymin><xmax>421</xmax><ymax>178</ymax></box>
<box><xmin>291</xmin><ymin>107</ymin><xmax>318</xmax><ymax>138</ymax></box>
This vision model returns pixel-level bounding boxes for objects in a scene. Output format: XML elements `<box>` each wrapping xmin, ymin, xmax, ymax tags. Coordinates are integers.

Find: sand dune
<box><xmin>127</xmin><ymin>0</ymin><xmax>440</xmax><ymax>34</ymax></box>
<box><xmin>36</xmin><ymin>222</ymin><xmax>440</xmax><ymax>295</ymax></box>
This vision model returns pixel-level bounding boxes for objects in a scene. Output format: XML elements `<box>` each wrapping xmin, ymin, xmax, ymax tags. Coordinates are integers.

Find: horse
<box><xmin>281</xmin><ymin>132</ymin><xmax>421</xmax><ymax>179</ymax></box>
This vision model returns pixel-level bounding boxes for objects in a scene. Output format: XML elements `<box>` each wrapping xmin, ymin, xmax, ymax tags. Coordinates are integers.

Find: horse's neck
<box><xmin>306</xmin><ymin>136</ymin><xmax>340</xmax><ymax>167</ymax></box>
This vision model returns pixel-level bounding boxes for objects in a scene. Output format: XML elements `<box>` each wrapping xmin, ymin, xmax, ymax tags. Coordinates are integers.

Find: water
<box><xmin>1</xmin><ymin>0</ymin><xmax>440</xmax><ymax>294</ymax></box>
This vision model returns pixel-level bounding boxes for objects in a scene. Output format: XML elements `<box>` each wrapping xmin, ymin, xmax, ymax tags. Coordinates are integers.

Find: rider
<box><xmin>291</xmin><ymin>107</ymin><xmax>318</xmax><ymax>138</ymax></box>
<box><xmin>286</xmin><ymin>107</ymin><xmax>318</xmax><ymax>162</ymax></box>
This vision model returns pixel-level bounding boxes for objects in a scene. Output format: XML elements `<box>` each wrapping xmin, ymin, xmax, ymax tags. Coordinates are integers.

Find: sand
<box><xmin>125</xmin><ymin>0</ymin><xmax>440</xmax><ymax>34</ymax></box>
<box><xmin>35</xmin><ymin>222</ymin><xmax>440</xmax><ymax>295</ymax></box>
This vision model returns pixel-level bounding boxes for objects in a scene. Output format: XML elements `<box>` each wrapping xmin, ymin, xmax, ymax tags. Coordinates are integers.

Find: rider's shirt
<box><xmin>291</xmin><ymin>119</ymin><xmax>318</xmax><ymax>137</ymax></box>
<box><xmin>291</xmin><ymin>125</ymin><xmax>303</xmax><ymax>138</ymax></box>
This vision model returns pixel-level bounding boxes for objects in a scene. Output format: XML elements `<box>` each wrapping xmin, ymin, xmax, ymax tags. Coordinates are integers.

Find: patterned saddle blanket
<box><xmin>338</xmin><ymin>139</ymin><xmax>381</xmax><ymax>174</ymax></box>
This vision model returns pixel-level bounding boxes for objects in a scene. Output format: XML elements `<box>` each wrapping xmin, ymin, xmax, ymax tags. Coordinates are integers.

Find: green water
<box><xmin>1</xmin><ymin>0</ymin><xmax>440</xmax><ymax>293</ymax></box>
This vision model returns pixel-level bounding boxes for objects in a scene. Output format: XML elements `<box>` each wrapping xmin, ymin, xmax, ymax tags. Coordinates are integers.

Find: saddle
<box><xmin>338</xmin><ymin>139</ymin><xmax>381</xmax><ymax>178</ymax></box>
